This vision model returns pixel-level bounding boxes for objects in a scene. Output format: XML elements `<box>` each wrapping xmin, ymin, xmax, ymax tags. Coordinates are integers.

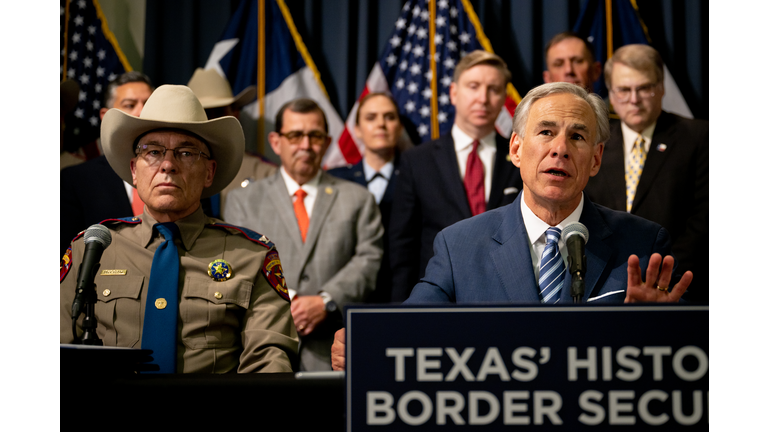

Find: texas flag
<box><xmin>204</xmin><ymin>0</ymin><xmax>345</xmax><ymax>166</ymax></box>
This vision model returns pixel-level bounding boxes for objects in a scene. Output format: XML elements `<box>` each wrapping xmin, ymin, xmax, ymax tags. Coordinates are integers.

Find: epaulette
<box><xmin>61</xmin><ymin>217</ymin><xmax>141</xmax><ymax>283</ymax></box>
<box><xmin>207</xmin><ymin>222</ymin><xmax>275</xmax><ymax>249</ymax></box>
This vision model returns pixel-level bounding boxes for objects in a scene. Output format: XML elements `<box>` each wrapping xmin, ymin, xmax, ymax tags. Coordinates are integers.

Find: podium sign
<box><xmin>346</xmin><ymin>305</ymin><xmax>708</xmax><ymax>430</ymax></box>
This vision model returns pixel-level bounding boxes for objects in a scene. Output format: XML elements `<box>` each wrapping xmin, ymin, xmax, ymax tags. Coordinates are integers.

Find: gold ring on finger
<box><xmin>656</xmin><ymin>285</ymin><xmax>668</xmax><ymax>292</ymax></box>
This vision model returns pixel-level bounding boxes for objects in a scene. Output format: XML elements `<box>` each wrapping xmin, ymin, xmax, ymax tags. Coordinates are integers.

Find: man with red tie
<box><xmin>388</xmin><ymin>50</ymin><xmax>523</xmax><ymax>302</ymax></box>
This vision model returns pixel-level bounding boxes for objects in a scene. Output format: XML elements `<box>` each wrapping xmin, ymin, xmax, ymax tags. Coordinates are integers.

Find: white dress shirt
<box><xmin>280</xmin><ymin>166</ymin><xmax>322</xmax><ymax>217</ymax></box>
<box><xmin>362</xmin><ymin>158</ymin><xmax>394</xmax><ymax>204</ymax></box>
<box><xmin>621</xmin><ymin>121</ymin><xmax>656</xmax><ymax>157</ymax></box>
<box><xmin>519</xmin><ymin>191</ymin><xmax>585</xmax><ymax>280</ymax></box>
<box><xmin>452</xmin><ymin>124</ymin><xmax>496</xmax><ymax>203</ymax></box>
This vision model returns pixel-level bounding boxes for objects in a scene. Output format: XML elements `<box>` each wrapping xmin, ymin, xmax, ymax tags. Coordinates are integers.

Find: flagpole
<box><xmin>605</xmin><ymin>0</ymin><xmax>613</xmax><ymax>58</ymax></box>
<box><xmin>428</xmin><ymin>0</ymin><xmax>439</xmax><ymax>140</ymax></box>
<box><xmin>257</xmin><ymin>0</ymin><xmax>267</xmax><ymax>156</ymax></box>
<box><xmin>62</xmin><ymin>0</ymin><xmax>71</xmax><ymax>81</ymax></box>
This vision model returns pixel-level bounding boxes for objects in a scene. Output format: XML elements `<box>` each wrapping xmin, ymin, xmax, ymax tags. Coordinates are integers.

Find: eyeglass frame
<box><xmin>277</xmin><ymin>130</ymin><xmax>329</xmax><ymax>145</ymax></box>
<box><xmin>609</xmin><ymin>82</ymin><xmax>660</xmax><ymax>103</ymax></box>
<box><xmin>134</xmin><ymin>143</ymin><xmax>211</xmax><ymax>167</ymax></box>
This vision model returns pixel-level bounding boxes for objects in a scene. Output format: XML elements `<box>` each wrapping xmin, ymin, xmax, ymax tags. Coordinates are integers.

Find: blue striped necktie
<box><xmin>539</xmin><ymin>227</ymin><xmax>565</xmax><ymax>304</ymax></box>
<box><xmin>142</xmin><ymin>222</ymin><xmax>181</xmax><ymax>373</ymax></box>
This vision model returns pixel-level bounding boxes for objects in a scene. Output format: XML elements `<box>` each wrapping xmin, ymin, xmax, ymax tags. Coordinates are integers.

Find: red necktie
<box><xmin>131</xmin><ymin>188</ymin><xmax>144</xmax><ymax>216</ymax></box>
<box><xmin>294</xmin><ymin>189</ymin><xmax>310</xmax><ymax>242</ymax></box>
<box><xmin>464</xmin><ymin>140</ymin><xmax>485</xmax><ymax>216</ymax></box>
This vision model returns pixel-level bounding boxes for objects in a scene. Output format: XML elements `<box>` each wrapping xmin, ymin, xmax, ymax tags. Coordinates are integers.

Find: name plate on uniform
<box><xmin>345</xmin><ymin>305</ymin><xmax>708</xmax><ymax>430</ymax></box>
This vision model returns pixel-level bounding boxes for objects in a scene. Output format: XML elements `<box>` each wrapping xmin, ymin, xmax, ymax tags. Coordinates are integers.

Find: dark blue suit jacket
<box><xmin>327</xmin><ymin>157</ymin><xmax>399</xmax><ymax>303</ymax></box>
<box><xmin>405</xmin><ymin>194</ymin><xmax>672</xmax><ymax>304</ymax></box>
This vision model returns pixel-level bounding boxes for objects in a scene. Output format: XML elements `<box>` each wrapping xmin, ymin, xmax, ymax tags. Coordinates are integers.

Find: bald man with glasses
<box><xmin>584</xmin><ymin>44</ymin><xmax>709</xmax><ymax>303</ymax></box>
<box><xmin>225</xmin><ymin>98</ymin><xmax>384</xmax><ymax>371</ymax></box>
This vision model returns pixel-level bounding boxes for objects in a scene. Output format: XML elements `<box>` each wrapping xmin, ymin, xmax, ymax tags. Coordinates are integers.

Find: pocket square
<box><xmin>503</xmin><ymin>187</ymin><xmax>519</xmax><ymax>195</ymax></box>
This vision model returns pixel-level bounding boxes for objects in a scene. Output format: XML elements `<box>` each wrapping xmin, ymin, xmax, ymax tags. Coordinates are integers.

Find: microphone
<box><xmin>563</xmin><ymin>222</ymin><xmax>589</xmax><ymax>303</ymax></box>
<box><xmin>71</xmin><ymin>224</ymin><xmax>112</xmax><ymax>319</ymax></box>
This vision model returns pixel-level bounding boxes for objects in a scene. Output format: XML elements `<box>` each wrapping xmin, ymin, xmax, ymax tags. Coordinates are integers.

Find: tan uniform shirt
<box><xmin>60</xmin><ymin>206</ymin><xmax>298</xmax><ymax>373</ymax></box>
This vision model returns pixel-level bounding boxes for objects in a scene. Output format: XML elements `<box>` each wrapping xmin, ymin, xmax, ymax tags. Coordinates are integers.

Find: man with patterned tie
<box><xmin>584</xmin><ymin>44</ymin><xmax>709</xmax><ymax>303</ymax></box>
<box><xmin>388</xmin><ymin>50</ymin><xmax>523</xmax><ymax>302</ymax></box>
<box><xmin>224</xmin><ymin>98</ymin><xmax>384</xmax><ymax>371</ymax></box>
<box><xmin>60</xmin><ymin>85</ymin><xmax>298</xmax><ymax>373</ymax></box>
<box><xmin>331</xmin><ymin>82</ymin><xmax>694</xmax><ymax>371</ymax></box>
<box><xmin>403</xmin><ymin>81</ymin><xmax>692</xmax><ymax>305</ymax></box>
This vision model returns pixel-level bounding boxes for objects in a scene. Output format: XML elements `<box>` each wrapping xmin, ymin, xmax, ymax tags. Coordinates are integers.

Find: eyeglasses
<box><xmin>135</xmin><ymin>144</ymin><xmax>210</xmax><ymax>167</ymax></box>
<box><xmin>278</xmin><ymin>131</ymin><xmax>328</xmax><ymax>145</ymax></box>
<box><xmin>610</xmin><ymin>83</ymin><xmax>658</xmax><ymax>103</ymax></box>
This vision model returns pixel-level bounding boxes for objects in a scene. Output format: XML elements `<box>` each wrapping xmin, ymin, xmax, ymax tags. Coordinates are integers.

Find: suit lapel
<box><xmin>489</xmin><ymin>198</ymin><xmax>541</xmax><ymax>303</ymax></box>
<box><xmin>381</xmin><ymin>153</ymin><xmax>399</xmax><ymax>205</ymax></box>
<box><xmin>632</xmin><ymin>111</ymin><xmax>674</xmax><ymax>211</ymax></box>
<box><xmin>350</xmin><ymin>162</ymin><xmax>366</xmax><ymax>188</ymax></box>
<box><xmin>487</xmin><ymin>134</ymin><xmax>516</xmax><ymax>209</ymax></box>
<box><xmin>298</xmin><ymin>172</ymin><xmax>337</xmax><ymax>267</ymax></box>
<box><xmin>434</xmin><ymin>135</ymin><xmax>472</xmax><ymax>218</ymax></box>
<box><xmin>599</xmin><ymin>122</ymin><xmax>627</xmax><ymax>210</ymax></box>
<box><xmin>271</xmin><ymin>173</ymin><xmax>306</xmax><ymax>251</ymax></box>
<box><xmin>578</xmin><ymin>197</ymin><xmax>614</xmax><ymax>300</ymax></box>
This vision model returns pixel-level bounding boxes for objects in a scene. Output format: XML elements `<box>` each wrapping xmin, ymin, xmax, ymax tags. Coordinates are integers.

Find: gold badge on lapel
<box><xmin>208</xmin><ymin>259</ymin><xmax>233</xmax><ymax>281</ymax></box>
<box><xmin>325</xmin><ymin>187</ymin><xmax>333</xmax><ymax>195</ymax></box>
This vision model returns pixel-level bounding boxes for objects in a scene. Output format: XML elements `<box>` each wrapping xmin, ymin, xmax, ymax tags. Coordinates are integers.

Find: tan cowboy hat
<box><xmin>186</xmin><ymin>68</ymin><xmax>257</xmax><ymax>109</ymax></box>
<box><xmin>101</xmin><ymin>85</ymin><xmax>244</xmax><ymax>198</ymax></box>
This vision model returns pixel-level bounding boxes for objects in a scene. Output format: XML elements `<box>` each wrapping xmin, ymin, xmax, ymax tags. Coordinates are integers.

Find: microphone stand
<box><xmin>570</xmin><ymin>270</ymin><xmax>585</xmax><ymax>304</ymax></box>
<box><xmin>77</xmin><ymin>263</ymin><xmax>103</xmax><ymax>346</ymax></box>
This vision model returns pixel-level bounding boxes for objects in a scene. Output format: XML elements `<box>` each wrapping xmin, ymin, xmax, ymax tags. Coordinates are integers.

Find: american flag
<box><xmin>60</xmin><ymin>0</ymin><xmax>130</xmax><ymax>154</ymax></box>
<box><xmin>330</xmin><ymin>0</ymin><xmax>521</xmax><ymax>168</ymax></box>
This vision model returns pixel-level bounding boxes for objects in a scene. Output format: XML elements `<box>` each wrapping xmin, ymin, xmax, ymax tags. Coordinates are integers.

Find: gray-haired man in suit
<box><xmin>225</xmin><ymin>98</ymin><xmax>384</xmax><ymax>371</ymax></box>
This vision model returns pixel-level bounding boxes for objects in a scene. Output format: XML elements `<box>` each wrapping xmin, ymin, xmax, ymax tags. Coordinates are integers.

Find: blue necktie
<box><xmin>539</xmin><ymin>227</ymin><xmax>565</xmax><ymax>304</ymax></box>
<box><xmin>142</xmin><ymin>222</ymin><xmax>181</xmax><ymax>373</ymax></box>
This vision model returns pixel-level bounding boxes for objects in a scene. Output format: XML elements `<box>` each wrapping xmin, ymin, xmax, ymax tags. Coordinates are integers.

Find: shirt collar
<box><xmin>451</xmin><ymin>123</ymin><xmax>496</xmax><ymax>152</ymax></box>
<box><xmin>138</xmin><ymin>205</ymin><xmax>207</xmax><ymax>251</ymax></box>
<box><xmin>280</xmin><ymin>166</ymin><xmax>322</xmax><ymax>197</ymax></box>
<box><xmin>363</xmin><ymin>158</ymin><xmax>394</xmax><ymax>182</ymax></box>
<box><xmin>520</xmin><ymin>190</ymin><xmax>585</xmax><ymax>245</ymax></box>
<box><xmin>621</xmin><ymin>120</ymin><xmax>657</xmax><ymax>154</ymax></box>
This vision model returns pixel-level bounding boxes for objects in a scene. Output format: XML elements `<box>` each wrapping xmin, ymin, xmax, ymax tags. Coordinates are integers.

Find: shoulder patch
<box><xmin>262</xmin><ymin>250</ymin><xmax>290</xmax><ymax>302</ymax></box>
<box><xmin>207</xmin><ymin>223</ymin><xmax>275</xmax><ymax>249</ymax></box>
<box><xmin>60</xmin><ymin>246</ymin><xmax>73</xmax><ymax>283</ymax></box>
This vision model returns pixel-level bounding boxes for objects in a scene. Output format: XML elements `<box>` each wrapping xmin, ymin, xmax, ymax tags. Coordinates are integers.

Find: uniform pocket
<box><xmin>94</xmin><ymin>276</ymin><xmax>144</xmax><ymax>347</ymax></box>
<box><xmin>180</xmin><ymin>278</ymin><xmax>253</xmax><ymax>349</ymax></box>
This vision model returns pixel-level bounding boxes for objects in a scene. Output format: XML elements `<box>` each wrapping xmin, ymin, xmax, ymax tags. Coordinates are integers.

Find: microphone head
<box><xmin>83</xmin><ymin>224</ymin><xmax>112</xmax><ymax>248</ymax></box>
<box><xmin>563</xmin><ymin>221</ymin><xmax>589</xmax><ymax>244</ymax></box>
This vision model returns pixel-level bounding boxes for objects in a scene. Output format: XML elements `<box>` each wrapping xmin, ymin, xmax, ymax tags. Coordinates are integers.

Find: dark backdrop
<box><xmin>144</xmin><ymin>0</ymin><xmax>708</xmax><ymax>121</ymax></box>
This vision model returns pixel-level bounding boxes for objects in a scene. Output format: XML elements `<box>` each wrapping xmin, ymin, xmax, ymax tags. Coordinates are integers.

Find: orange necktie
<box><xmin>294</xmin><ymin>189</ymin><xmax>310</xmax><ymax>242</ymax></box>
<box><xmin>131</xmin><ymin>188</ymin><xmax>144</xmax><ymax>216</ymax></box>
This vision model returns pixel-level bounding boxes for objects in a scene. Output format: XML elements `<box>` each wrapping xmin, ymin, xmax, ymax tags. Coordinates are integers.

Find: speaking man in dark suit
<box><xmin>389</xmin><ymin>50</ymin><xmax>523</xmax><ymax>302</ymax></box>
<box><xmin>584</xmin><ymin>44</ymin><xmax>708</xmax><ymax>303</ymax></box>
<box><xmin>331</xmin><ymin>82</ymin><xmax>693</xmax><ymax>371</ymax></box>
<box><xmin>60</xmin><ymin>71</ymin><xmax>154</xmax><ymax>255</ymax></box>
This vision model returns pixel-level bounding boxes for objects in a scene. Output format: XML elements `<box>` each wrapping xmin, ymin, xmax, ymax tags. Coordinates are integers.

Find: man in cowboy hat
<box><xmin>186</xmin><ymin>68</ymin><xmax>277</xmax><ymax>219</ymax></box>
<box><xmin>60</xmin><ymin>85</ymin><xmax>299</xmax><ymax>373</ymax></box>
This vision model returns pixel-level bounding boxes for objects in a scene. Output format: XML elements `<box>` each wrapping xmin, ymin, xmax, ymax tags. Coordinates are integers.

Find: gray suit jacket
<box><xmin>225</xmin><ymin>171</ymin><xmax>384</xmax><ymax>370</ymax></box>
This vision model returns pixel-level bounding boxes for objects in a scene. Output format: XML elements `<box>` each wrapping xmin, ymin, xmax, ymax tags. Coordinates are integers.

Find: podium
<box><xmin>345</xmin><ymin>304</ymin><xmax>708</xmax><ymax>430</ymax></box>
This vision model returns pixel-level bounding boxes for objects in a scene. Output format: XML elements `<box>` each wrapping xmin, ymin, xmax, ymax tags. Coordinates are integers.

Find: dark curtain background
<box><xmin>144</xmin><ymin>0</ymin><xmax>708</xmax><ymax>122</ymax></box>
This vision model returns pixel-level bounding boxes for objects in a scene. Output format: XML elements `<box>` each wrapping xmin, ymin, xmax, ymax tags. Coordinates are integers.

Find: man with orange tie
<box><xmin>388</xmin><ymin>50</ymin><xmax>523</xmax><ymax>302</ymax></box>
<box><xmin>225</xmin><ymin>98</ymin><xmax>383</xmax><ymax>371</ymax></box>
<box><xmin>584</xmin><ymin>44</ymin><xmax>709</xmax><ymax>303</ymax></box>
<box><xmin>60</xmin><ymin>71</ymin><xmax>154</xmax><ymax>256</ymax></box>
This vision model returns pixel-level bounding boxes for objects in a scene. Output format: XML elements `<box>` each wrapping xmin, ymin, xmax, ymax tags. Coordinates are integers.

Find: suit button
<box><xmin>102</xmin><ymin>289</ymin><xmax>111</xmax><ymax>297</ymax></box>
<box><xmin>301</xmin><ymin>274</ymin><xmax>310</xmax><ymax>282</ymax></box>
<box><xmin>214</xmin><ymin>292</ymin><xmax>223</xmax><ymax>299</ymax></box>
